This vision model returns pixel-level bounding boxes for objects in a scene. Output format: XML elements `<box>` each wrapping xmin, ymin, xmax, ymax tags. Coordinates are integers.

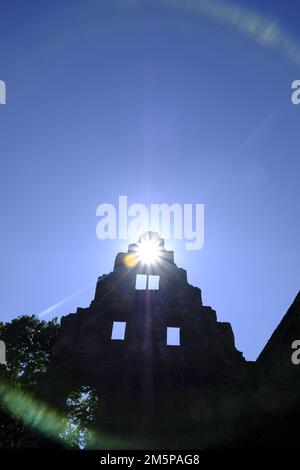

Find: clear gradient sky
<box><xmin>0</xmin><ymin>0</ymin><xmax>299</xmax><ymax>360</ymax></box>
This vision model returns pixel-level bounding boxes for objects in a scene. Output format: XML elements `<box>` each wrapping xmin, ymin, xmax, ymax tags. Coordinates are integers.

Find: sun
<box><xmin>136</xmin><ymin>238</ymin><xmax>162</xmax><ymax>265</ymax></box>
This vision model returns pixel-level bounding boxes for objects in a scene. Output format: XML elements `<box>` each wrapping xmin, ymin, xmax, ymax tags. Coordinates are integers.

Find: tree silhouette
<box><xmin>0</xmin><ymin>315</ymin><xmax>59</xmax><ymax>448</ymax></box>
<box><xmin>59</xmin><ymin>386</ymin><xmax>99</xmax><ymax>449</ymax></box>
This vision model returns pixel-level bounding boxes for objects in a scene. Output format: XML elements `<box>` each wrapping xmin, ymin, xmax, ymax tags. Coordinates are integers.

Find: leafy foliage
<box><xmin>60</xmin><ymin>386</ymin><xmax>99</xmax><ymax>449</ymax></box>
<box><xmin>0</xmin><ymin>315</ymin><xmax>59</xmax><ymax>448</ymax></box>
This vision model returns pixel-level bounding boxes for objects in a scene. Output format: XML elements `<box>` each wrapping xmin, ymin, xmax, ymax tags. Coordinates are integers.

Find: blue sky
<box><xmin>0</xmin><ymin>0</ymin><xmax>299</xmax><ymax>360</ymax></box>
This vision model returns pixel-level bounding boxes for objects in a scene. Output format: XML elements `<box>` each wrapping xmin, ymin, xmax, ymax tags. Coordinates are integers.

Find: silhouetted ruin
<box><xmin>33</xmin><ymin>233</ymin><xmax>300</xmax><ymax>449</ymax></box>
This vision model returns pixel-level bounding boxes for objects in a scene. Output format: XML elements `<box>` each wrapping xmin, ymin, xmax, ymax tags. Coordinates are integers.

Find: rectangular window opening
<box><xmin>135</xmin><ymin>274</ymin><xmax>147</xmax><ymax>290</ymax></box>
<box><xmin>135</xmin><ymin>274</ymin><xmax>160</xmax><ymax>290</ymax></box>
<box><xmin>111</xmin><ymin>321</ymin><xmax>126</xmax><ymax>340</ymax></box>
<box><xmin>148</xmin><ymin>275</ymin><xmax>160</xmax><ymax>290</ymax></box>
<box><xmin>167</xmin><ymin>327</ymin><xmax>180</xmax><ymax>346</ymax></box>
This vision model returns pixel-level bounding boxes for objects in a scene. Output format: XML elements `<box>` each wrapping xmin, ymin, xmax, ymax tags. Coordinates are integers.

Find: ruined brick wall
<box><xmin>36</xmin><ymin>233</ymin><xmax>247</xmax><ymax>436</ymax></box>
